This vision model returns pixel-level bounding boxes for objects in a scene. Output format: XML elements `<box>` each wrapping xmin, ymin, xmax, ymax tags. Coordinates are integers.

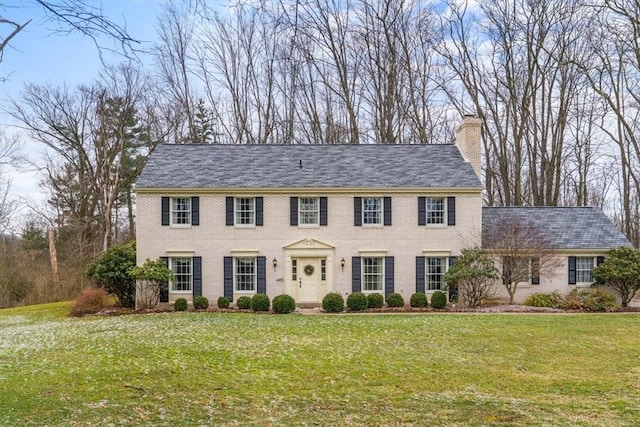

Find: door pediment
<box><xmin>284</xmin><ymin>238</ymin><xmax>335</xmax><ymax>250</ymax></box>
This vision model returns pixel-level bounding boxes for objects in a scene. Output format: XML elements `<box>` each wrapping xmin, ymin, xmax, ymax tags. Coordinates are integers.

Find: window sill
<box><xmin>170</xmin><ymin>290</ymin><xmax>192</xmax><ymax>294</ymax></box>
<box><xmin>233</xmin><ymin>224</ymin><xmax>256</xmax><ymax>229</ymax></box>
<box><xmin>298</xmin><ymin>224</ymin><xmax>320</xmax><ymax>229</ymax></box>
<box><xmin>362</xmin><ymin>224</ymin><xmax>384</xmax><ymax>228</ymax></box>
<box><xmin>170</xmin><ymin>224</ymin><xmax>192</xmax><ymax>229</ymax></box>
<box><xmin>576</xmin><ymin>282</ymin><xmax>594</xmax><ymax>288</ymax></box>
<box><xmin>425</xmin><ymin>224</ymin><xmax>447</xmax><ymax>229</ymax></box>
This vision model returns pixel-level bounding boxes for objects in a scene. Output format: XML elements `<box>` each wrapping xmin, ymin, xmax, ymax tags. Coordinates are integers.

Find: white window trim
<box><xmin>234</xmin><ymin>197</ymin><xmax>256</xmax><ymax>228</ymax></box>
<box><xmin>170</xmin><ymin>197</ymin><xmax>192</xmax><ymax>228</ymax></box>
<box><xmin>298</xmin><ymin>197</ymin><xmax>320</xmax><ymax>227</ymax></box>
<box><xmin>576</xmin><ymin>256</ymin><xmax>596</xmax><ymax>287</ymax></box>
<box><xmin>362</xmin><ymin>197</ymin><xmax>383</xmax><ymax>227</ymax></box>
<box><xmin>425</xmin><ymin>256</ymin><xmax>448</xmax><ymax>292</ymax></box>
<box><xmin>425</xmin><ymin>197</ymin><xmax>446</xmax><ymax>227</ymax></box>
<box><xmin>169</xmin><ymin>257</ymin><xmax>193</xmax><ymax>294</ymax></box>
<box><xmin>234</xmin><ymin>257</ymin><xmax>257</xmax><ymax>293</ymax></box>
<box><xmin>361</xmin><ymin>257</ymin><xmax>385</xmax><ymax>294</ymax></box>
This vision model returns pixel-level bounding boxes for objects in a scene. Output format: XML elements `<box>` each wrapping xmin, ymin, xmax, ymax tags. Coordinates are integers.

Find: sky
<box><xmin>1</xmin><ymin>0</ymin><xmax>164</xmax><ymax>210</ymax></box>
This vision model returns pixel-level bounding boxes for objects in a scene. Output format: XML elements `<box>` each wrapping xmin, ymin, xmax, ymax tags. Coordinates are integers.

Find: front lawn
<box><xmin>0</xmin><ymin>305</ymin><xmax>639</xmax><ymax>426</ymax></box>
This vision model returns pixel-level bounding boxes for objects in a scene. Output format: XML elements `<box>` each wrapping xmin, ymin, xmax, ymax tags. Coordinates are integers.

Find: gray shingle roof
<box><xmin>482</xmin><ymin>207</ymin><xmax>632</xmax><ymax>250</ymax></box>
<box><xmin>135</xmin><ymin>144</ymin><xmax>482</xmax><ymax>189</ymax></box>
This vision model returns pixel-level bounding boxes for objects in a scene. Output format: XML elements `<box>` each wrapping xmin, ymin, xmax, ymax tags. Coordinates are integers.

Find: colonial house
<box><xmin>134</xmin><ymin>117</ymin><xmax>635</xmax><ymax>307</ymax></box>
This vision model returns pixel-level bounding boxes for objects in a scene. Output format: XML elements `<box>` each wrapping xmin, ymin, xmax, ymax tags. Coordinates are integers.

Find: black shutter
<box><xmin>568</xmin><ymin>256</ymin><xmax>577</xmax><ymax>285</ymax></box>
<box><xmin>418</xmin><ymin>197</ymin><xmax>426</xmax><ymax>225</ymax></box>
<box><xmin>384</xmin><ymin>197</ymin><xmax>392</xmax><ymax>226</ymax></box>
<box><xmin>320</xmin><ymin>197</ymin><xmax>328</xmax><ymax>226</ymax></box>
<box><xmin>531</xmin><ymin>257</ymin><xmax>540</xmax><ymax>285</ymax></box>
<box><xmin>290</xmin><ymin>197</ymin><xmax>298</xmax><ymax>226</ymax></box>
<box><xmin>161</xmin><ymin>197</ymin><xmax>170</xmax><ymax>226</ymax></box>
<box><xmin>448</xmin><ymin>256</ymin><xmax>458</xmax><ymax>267</ymax></box>
<box><xmin>159</xmin><ymin>256</ymin><xmax>169</xmax><ymax>303</ymax></box>
<box><xmin>224</xmin><ymin>257</ymin><xmax>233</xmax><ymax>301</ymax></box>
<box><xmin>257</xmin><ymin>256</ymin><xmax>266</xmax><ymax>294</ymax></box>
<box><xmin>193</xmin><ymin>256</ymin><xmax>202</xmax><ymax>296</ymax></box>
<box><xmin>596</xmin><ymin>256</ymin><xmax>605</xmax><ymax>266</ymax></box>
<box><xmin>447</xmin><ymin>197</ymin><xmax>456</xmax><ymax>226</ymax></box>
<box><xmin>256</xmin><ymin>197</ymin><xmax>264</xmax><ymax>226</ymax></box>
<box><xmin>352</xmin><ymin>257</ymin><xmax>361</xmax><ymax>292</ymax></box>
<box><xmin>354</xmin><ymin>197</ymin><xmax>362</xmax><ymax>226</ymax></box>
<box><xmin>502</xmin><ymin>257</ymin><xmax>511</xmax><ymax>285</ymax></box>
<box><xmin>416</xmin><ymin>256</ymin><xmax>425</xmax><ymax>293</ymax></box>
<box><xmin>226</xmin><ymin>197</ymin><xmax>234</xmax><ymax>226</ymax></box>
<box><xmin>191</xmin><ymin>197</ymin><xmax>200</xmax><ymax>226</ymax></box>
<box><xmin>384</xmin><ymin>256</ymin><xmax>394</xmax><ymax>297</ymax></box>
<box><xmin>447</xmin><ymin>256</ymin><xmax>458</xmax><ymax>302</ymax></box>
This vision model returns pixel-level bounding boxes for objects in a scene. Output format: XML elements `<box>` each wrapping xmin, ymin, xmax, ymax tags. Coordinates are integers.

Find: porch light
<box><xmin>341</xmin><ymin>257</ymin><xmax>346</xmax><ymax>271</ymax></box>
<box><xmin>272</xmin><ymin>257</ymin><xmax>278</xmax><ymax>271</ymax></box>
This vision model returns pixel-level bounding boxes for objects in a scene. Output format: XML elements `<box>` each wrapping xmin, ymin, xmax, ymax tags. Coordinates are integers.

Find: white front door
<box><xmin>297</xmin><ymin>258</ymin><xmax>321</xmax><ymax>303</ymax></box>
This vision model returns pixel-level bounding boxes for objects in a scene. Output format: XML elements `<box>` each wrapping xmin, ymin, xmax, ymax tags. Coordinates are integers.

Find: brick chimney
<box><xmin>454</xmin><ymin>115</ymin><xmax>482</xmax><ymax>179</ymax></box>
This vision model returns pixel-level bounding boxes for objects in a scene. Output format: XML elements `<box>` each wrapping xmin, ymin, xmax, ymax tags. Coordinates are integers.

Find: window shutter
<box><xmin>226</xmin><ymin>197</ymin><xmax>234</xmax><ymax>226</ymax></box>
<box><xmin>418</xmin><ymin>197</ymin><xmax>426</xmax><ymax>225</ymax></box>
<box><xmin>320</xmin><ymin>197</ymin><xmax>328</xmax><ymax>226</ymax></box>
<box><xmin>416</xmin><ymin>256</ymin><xmax>425</xmax><ymax>293</ymax></box>
<box><xmin>354</xmin><ymin>197</ymin><xmax>362</xmax><ymax>226</ymax></box>
<box><xmin>502</xmin><ymin>257</ymin><xmax>511</xmax><ymax>285</ymax></box>
<box><xmin>352</xmin><ymin>257</ymin><xmax>361</xmax><ymax>292</ymax></box>
<box><xmin>257</xmin><ymin>256</ymin><xmax>266</xmax><ymax>294</ymax></box>
<box><xmin>193</xmin><ymin>256</ymin><xmax>202</xmax><ymax>296</ymax></box>
<box><xmin>448</xmin><ymin>256</ymin><xmax>458</xmax><ymax>267</ymax></box>
<box><xmin>290</xmin><ymin>197</ymin><xmax>298</xmax><ymax>226</ymax></box>
<box><xmin>447</xmin><ymin>256</ymin><xmax>459</xmax><ymax>302</ymax></box>
<box><xmin>191</xmin><ymin>197</ymin><xmax>200</xmax><ymax>226</ymax></box>
<box><xmin>447</xmin><ymin>197</ymin><xmax>456</xmax><ymax>226</ymax></box>
<box><xmin>384</xmin><ymin>256</ymin><xmax>394</xmax><ymax>297</ymax></box>
<box><xmin>531</xmin><ymin>257</ymin><xmax>540</xmax><ymax>285</ymax></box>
<box><xmin>159</xmin><ymin>257</ymin><xmax>169</xmax><ymax>303</ymax></box>
<box><xmin>224</xmin><ymin>257</ymin><xmax>233</xmax><ymax>301</ymax></box>
<box><xmin>161</xmin><ymin>197</ymin><xmax>170</xmax><ymax>226</ymax></box>
<box><xmin>384</xmin><ymin>197</ymin><xmax>392</xmax><ymax>226</ymax></box>
<box><xmin>596</xmin><ymin>256</ymin><xmax>605</xmax><ymax>266</ymax></box>
<box><xmin>256</xmin><ymin>197</ymin><xmax>264</xmax><ymax>226</ymax></box>
<box><xmin>568</xmin><ymin>256</ymin><xmax>576</xmax><ymax>285</ymax></box>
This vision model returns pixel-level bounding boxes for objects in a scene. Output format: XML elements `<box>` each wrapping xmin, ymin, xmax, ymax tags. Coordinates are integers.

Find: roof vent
<box><xmin>299</xmin><ymin>159</ymin><xmax>303</xmax><ymax>169</ymax></box>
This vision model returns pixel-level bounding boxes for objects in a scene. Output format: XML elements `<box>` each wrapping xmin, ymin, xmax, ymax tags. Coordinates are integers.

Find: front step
<box><xmin>297</xmin><ymin>302</ymin><xmax>322</xmax><ymax>309</ymax></box>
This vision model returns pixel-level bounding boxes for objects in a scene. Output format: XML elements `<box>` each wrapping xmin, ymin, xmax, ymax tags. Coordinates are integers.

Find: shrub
<box><xmin>69</xmin><ymin>288</ymin><xmax>108</xmax><ymax>316</ymax></box>
<box><xmin>251</xmin><ymin>293</ymin><xmax>271</xmax><ymax>312</ymax></box>
<box><xmin>386</xmin><ymin>292</ymin><xmax>404</xmax><ymax>307</ymax></box>
<box><xmin>410</xmin><ymin>292</ymin><xmax>428</xmax><ymax>308</ymax></box>
<box><xmin>524</xmin><ymin>292</ymin><xmax>564</xmax><ymax>308</ymax></box>
<box><xmin>347</xmin><ymin>292</ymin><xmax>368</xmax><ymax>311</ymax></box>
<box><xmin>273</xmin><ymin>294</ymin><xmax>296</xmax><ymax>314</ymax></box>
<box><xmin>431</xmin><ymin>291</ymin><xmax>447</xmax><ymax>309</ymax></box>
<box><xmin>367</xmin><ymin>293</ymin><xmax>384</xmax><ymax>309</ymax></box>
<box><xmin>236</xmin><ymin>296</ymin><xmax>251</xmax><ymax>310</ymax></box>
<box><xmin>86</xmin><ymin>241</ymin><xmax>137</xmax><ymax>308</ymax></box>
<box><xmin>217</xmin><ymin>296</ymin><xmax>230</xmax><ymax>309</ymax></box>
<box><xmin>564</xmin><ymin>288</ymin><xmax>617</xmax><ymax>312</ymax></box>
<box><xmin>174</xmin><ymin>298</ymin><xmax>188</xmax><ymax>311</ymax></box>
<box><xmin>193</xmin><ymin>296</ymin><xmax>209</xmax><ymax>310</ymax></box>
<box><xmin>322</xmin><ymin>292</ymin><xmax>344</xmax><ymax>313</ymax></box>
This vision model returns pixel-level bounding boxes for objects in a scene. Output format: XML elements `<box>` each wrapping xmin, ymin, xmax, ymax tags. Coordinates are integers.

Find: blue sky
<box><xmin>1</xmin><ymin>0</ymin><xmax>164</xmax><ymax>205</ymax></box>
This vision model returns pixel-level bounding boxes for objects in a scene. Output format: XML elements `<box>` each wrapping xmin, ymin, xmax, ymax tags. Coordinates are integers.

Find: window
<box><xmin>576</xmin><ymin>257</ymin><xmax>594</xmax><ymax>283</ymax></box>
<box><xmin>426</xmin><ymin>257</ymin><xmax>446</xmax><ymax>290</ymax></box>
<box><xmin>235</xmin><ymin>257</ymin><xmax>256</xmax><ymax>292</ymax></box>
<box><xmin>292</xmin><ymin>259</ymin><xmax>298</xmax><ymax>281</ymax></box>
<box><xmin>426</xmin><ymin>198</ymin><xmax>445</xmax><ymax>224</ymax></box>
<box><xmin>321</xmin><ymin>259</ymin><xmax>326</xmax><ymax>281</ymax></box>
<box><xmin>169</xmin><ymin>257</ymin><xmax>192</xmax><ymax>292</ymax></box>
<box><xmin>362</xmin><ymin>257</ymin><xmax>384</xmax><ymax>292</ymax></box>
<box><xmin>299</xmin><ymin>197</ymin><xmax>319</xmax><ymax>225</ymax></box>
<box><xmin>235</xmin><ymin>197</ymin><xmax>255</xmax><ymax>225</ymax></box>
<box><xmin>362</xmin><ymin>197</ymin><xmax>382</xmax><ymax>225</ymax></box>
<box><xmin>172</xmin><ymin>197</ymin><xmax>191</xmax><ymax>225</ymax></box>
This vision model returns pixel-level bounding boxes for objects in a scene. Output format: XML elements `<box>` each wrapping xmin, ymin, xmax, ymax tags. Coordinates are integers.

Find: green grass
<box><xmin>1</xmin><ymin>306</ymin><xmax>639</xmax><ymax>426</ymax></box>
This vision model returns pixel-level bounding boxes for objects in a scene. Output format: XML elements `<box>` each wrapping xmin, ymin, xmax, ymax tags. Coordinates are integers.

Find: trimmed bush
<box><xmin>564</xmin><ymin>288</ymin><xmax>617</xmax><ymax>312</ymax></box>
<box><xmin>524</xmin><ymin>292</ymin><xmax>563</xmax><ymax>308</ymax></box>
<box><xmin>193</xmin><ymin>296</ymin><xmax>209</xmax><ymax>310</ymax></box>
<box><xmin>386</xmin><ymin>292</ymin><xmax>404</xmax><ymax>308</ymax></box>
<box><xmin>410</xmin><ymin>292</ymin><xmax>428</xmax><ymax>308</ymax></box>
<box><xmin>347</xmin><ymin>292</ymin><xmax>368</xmax><ymax>311</ymax></box>
<box><xmin>251</xmin><ymin>293</ymin><xmax>271</xmax><ymax>312</ymax></box>
<box><xmin>69</xmin><ymin>288</ymin><xmax>108</xmax><ymax>316</ymax></box>
<box><xmin>236</xmin><ymin>296</ymin><xmax>252</xmax><ymax>310</ymax></box>
<box><xmin>431</xmin><ymin>291</ymin><xmax>447</xmax><ymax>309</ymax></box>
<box><xmin>217</xmin><ymin>296</ymin><xmax>230</xmax><ymax>309</ymax></box>
<box><xmin>367</xmin><ymin>293</ymin><xmax>384</xmax><ymax>309</ymax></box>
<box><xmin>273</xmin><ymin>294</ymin><xmax>296</xmax><ymax>314</ymax></box>
<box><xmin>174</xmin><ymin>298</ymin><xmax>188</xmax><ymax>311</ymax></box>
<box><xmin>322</xmin><ymin>292</ymin><xmax>344</xmax><ymax>313</ymax></box>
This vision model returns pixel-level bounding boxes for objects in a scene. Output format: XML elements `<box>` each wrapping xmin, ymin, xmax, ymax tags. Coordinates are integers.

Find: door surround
<box><xmin>283</xmin><ymin>238</ymin><xmax>335</xmax><ymax>304</ymax></box>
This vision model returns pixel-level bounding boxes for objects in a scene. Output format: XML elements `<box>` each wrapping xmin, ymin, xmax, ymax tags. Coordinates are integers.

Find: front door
<box><xmin>297</xmin><ymin>258</ymin><xmax>321</xmax><ymax>303</ymax></box>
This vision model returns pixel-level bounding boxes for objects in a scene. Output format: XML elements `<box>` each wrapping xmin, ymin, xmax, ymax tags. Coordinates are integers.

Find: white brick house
<box><xmin>134</xmin><ymin>117</ymin><xmax>633</xmax><ymax>306</ymax></box>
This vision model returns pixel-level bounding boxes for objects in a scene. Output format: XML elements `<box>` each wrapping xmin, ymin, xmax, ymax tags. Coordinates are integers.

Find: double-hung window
<box><xmin>172</xmin><ymin>197</ymin><xmax>191</xmax><ymax>225</ymax></box>
<box><xmin>576</xmin><ymin>257</ymin><xmax>594</xmax><ymax>283</ymax></box>
<box><xmin>299</xmin><ymin>197</ymin><xmax>319</xmax><ymax>226</ymax></box>
<box><xmin>169</xmin><ymin>257</ymin><xmax>192</xmax><ymax>292</ymax></box>
<box><xmin>235</xmin><ymin>197</ymin><xmax>255</xmax><ymax>226</ymax></box>
<box><xmin>362</xmin><ymin>257</ymin><xmax>384</xmax><ymax>292</ymax></box>
<box><xmin>426</xmin><ymin>198</ymin><xmax>445</xmax><ymax>225</ymax></box>
<box><xmin>363</xmin><ymin>197</ymin><xmax>383</xmax><ymax>225</ymax></box>
<box><xmin>426</xmin><ymin>257</ymin><xmax>446</xmax><ymax>290</ymax></box>
<box><xmin>235</xmin><ymin>257</ymin><xmax>256</xmax><ymax>292</ymax></box>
